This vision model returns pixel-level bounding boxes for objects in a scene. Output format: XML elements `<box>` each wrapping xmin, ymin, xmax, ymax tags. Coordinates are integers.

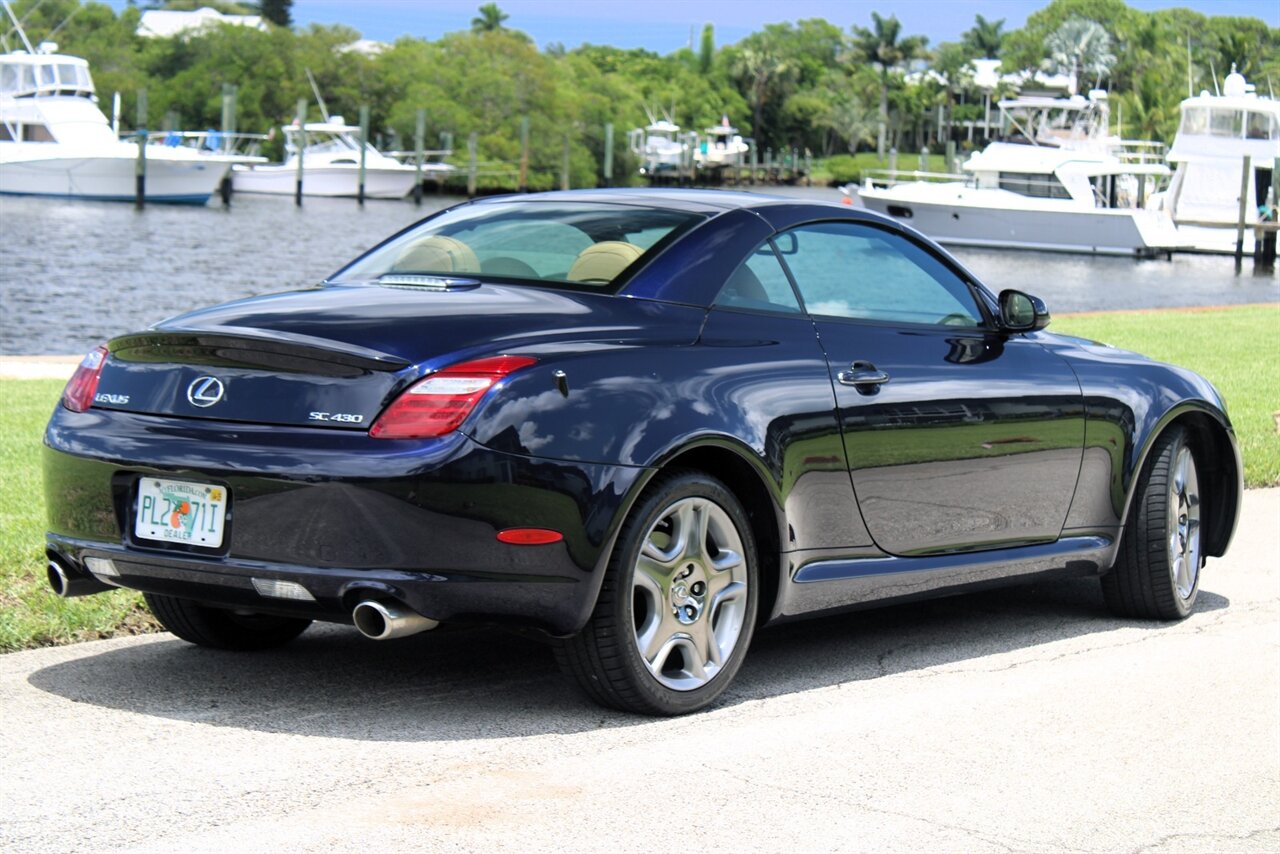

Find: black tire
<box><xmin>144</xmin><ymin>593</ymin><xmax>312</xmax><ymax>651</ymax></box>
<box><xmin>556</xmin><ymin>470</ymin><xmax>759</xmax><ymax>716</ymax></box>
<box><xmin>1101</xmin><ymin>426</ymin><xmax>1204</xmax><ymax>620</ymax></box>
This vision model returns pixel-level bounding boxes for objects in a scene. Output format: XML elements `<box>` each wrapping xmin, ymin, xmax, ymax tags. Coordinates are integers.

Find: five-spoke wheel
<box><xmin>558</xmin><ymin>471</ymin><xmax>758</xmax><ymax>715</ymax></box>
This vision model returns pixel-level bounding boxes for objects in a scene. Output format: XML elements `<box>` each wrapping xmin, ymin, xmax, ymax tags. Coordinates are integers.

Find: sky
<box><xmin>279</xmin><ymin>0</ymin><xmax>1279</xmax><ymax>52</ymax></box>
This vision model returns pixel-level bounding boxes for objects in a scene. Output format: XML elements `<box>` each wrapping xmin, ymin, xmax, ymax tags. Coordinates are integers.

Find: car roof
<box><xmin>468</xmin><ymin>187</ymin><xmax>851</xmax><ymax>215</ymax></box>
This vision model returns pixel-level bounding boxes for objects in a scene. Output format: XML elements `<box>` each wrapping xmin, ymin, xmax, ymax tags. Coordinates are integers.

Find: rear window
<box><xmin>331</xmin><ymin>201</ymin><xmax>704</xmax><ymax>289</ymax></box>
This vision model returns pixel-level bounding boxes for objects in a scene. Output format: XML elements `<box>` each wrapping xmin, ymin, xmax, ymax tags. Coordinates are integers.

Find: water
<box><xmin>1</xmin><ymin>188</ymin><xmax>1275</xmax><ymax>355</ymax></box>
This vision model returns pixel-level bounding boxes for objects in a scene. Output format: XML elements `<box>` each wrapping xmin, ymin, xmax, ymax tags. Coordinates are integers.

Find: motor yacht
<box><xmin>1149</xmin><ymin>66</ymin><xmax>1280</xmax><ymax>253</ymax></box>
<box><xmin>628</xmin><ymin>117</ymin><xmax>688</xmax><ymax>179</ymax></box>
<box><xmin>853</xmin><ymin>94</ymin><xmax>1184</xmax><ymax>257</ymax></box>
<box><xmin>695</xmin><ymin>117</ymin><xmax>749</xmax><ymax>173</ymax></box>
<box><xmin>1</xmin><ymin>39</ymin><xmax>230</xmax><ymax>204</ymax></box>
<box><xmin>231</xmin><ymin>117</ymin><xmax>427</xmax><ymax>199</ymax></box>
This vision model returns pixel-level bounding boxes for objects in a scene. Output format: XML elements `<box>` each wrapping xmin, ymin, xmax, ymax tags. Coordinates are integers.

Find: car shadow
<box><xmin>27</xmin><ymin>577</ymin><xmax>1228</xmax><ymax>742</ymax></box>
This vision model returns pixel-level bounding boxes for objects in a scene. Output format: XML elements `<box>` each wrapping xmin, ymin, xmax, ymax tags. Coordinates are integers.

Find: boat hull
<box><xmin>232</xmin><ymin>164</ymin><xmax>419</xmax><ymax>199</ymax></box>
<box><xmin>0</xmin><ymin>153</ymin><xmax>226</xmax><ymax>204</ymax></box>
<box><xmin>857</xmin><ymin>185</ymin><xmax>1185</xmax><ymax>257</ymax></box>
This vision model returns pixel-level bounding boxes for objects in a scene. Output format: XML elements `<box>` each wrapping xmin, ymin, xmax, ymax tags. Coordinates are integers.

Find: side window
<box><xmin>780</xmin><ymin>222</ymin><xmax>984</xmax><ymax>327</ymax></box>
<box><xmin>714</xmin><ymin>242</ymin><xmax>802</xmax><ymax>314</ymax></box>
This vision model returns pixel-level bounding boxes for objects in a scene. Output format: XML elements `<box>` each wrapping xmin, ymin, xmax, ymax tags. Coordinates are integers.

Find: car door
<box><xmin>775</xmin><ymin>220</ymin><xmax>1085</xmax><ymax>556</ymax></box>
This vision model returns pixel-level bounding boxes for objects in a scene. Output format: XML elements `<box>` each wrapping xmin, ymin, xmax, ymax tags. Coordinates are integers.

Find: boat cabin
<box><xmin>0</xmin><ymin>50</ymin><xmax>95</xmax><ymax>100</ymax></box>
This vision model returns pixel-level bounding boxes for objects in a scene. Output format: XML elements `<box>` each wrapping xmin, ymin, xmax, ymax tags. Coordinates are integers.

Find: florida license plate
<box><xmin>135</xmin><ymin>478</ymin><xmax>227</xmax><ymax>548</ymax></box>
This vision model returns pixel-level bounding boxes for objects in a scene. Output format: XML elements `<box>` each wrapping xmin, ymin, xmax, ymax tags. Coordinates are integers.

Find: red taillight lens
<box><xmin>61</xmin><ymin>345</ymin><xmax>109</xmax><ymax>413</ymax></box>
<box><xmin>369</xmin><ymin>355</ymin><xmax>537</xmax><ymax>440</ymax></box>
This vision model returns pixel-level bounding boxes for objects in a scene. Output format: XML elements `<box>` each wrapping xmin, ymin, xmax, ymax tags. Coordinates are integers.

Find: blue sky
<box><xmin>282</xmin><ymin>0</ymin><xmax>1278</xmax><ymax>51</ymax></box>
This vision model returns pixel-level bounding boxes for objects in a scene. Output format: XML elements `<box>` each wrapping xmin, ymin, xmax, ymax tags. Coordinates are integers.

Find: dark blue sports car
<box><xmin>43</xmin><ymin>189</ymin><xmax>1242</xmax><ymax>715</ymax></box>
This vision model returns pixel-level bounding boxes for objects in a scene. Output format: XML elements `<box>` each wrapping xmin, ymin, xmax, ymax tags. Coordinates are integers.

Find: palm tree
<box><xmin>1044</xmin><ymin>18</ymin><xmax>1116</xmax><ymax>94</ymax></box>
<box><xmin>962</xmin><ymin>14</ymin><xmax>1005</xmax><ymax>60</ymax></box>
<box><xmin>822</xmin><ymin>95</ymin><xmax>878</xmax><ymax>154</ymax></box>
<box><xmin>471</xmin><ymin>3</ymin><xmax>508</xmax><ymax>33</ymax></box>
<box><xmin>851</xmin><ymin>13</ymin><xmax>928</xmax><ymax>158</ymax></box>
<box><xmin>730</xmin><ymin>39</ymin><xmax>791</xmax><ymax>144</ymax></box>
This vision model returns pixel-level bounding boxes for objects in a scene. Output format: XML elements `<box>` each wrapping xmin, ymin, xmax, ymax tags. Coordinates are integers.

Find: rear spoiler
<box><xmin>110</xmin><ymin>327</ymin><xmax>412</xmax><ymax>378</ymax></box>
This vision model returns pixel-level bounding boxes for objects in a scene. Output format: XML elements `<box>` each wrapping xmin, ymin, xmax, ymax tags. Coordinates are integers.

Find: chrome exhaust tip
<box><xmin>47</xmin><ymin>559</ymin><xmax>112</xmax><ymax>598</ymax></box>
<box><xmin>47</xmin><ymin>561</ymin><xmax>70</xmax><ymax>597</ymax></box>
<box><xmin>352</xmin><ymin>600</ymin><xmax>438</xmax><ymax>641</ymax></box>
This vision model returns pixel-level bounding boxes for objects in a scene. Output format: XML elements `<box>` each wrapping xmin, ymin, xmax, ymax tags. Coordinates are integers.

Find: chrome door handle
<box><xmin>837</xmin><ymin>361</ymin><xmax>890</xmax><ymax>387</ymax></box>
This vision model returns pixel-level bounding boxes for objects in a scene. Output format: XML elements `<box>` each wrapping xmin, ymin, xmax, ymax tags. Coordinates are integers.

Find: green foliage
<box><xmin>258</xmin><ymin>0</ymin><xmax>292</xmax><ymax>28</ymax></box>
<box><xmin>471</xmin><ymin>3</ymin><xmax>508</xmax><ymax>33</ymax></box>
<box><xmin>7</xmin><ymin>0</ymin><xmax>1276</xmax><ymax>182</ymax></box>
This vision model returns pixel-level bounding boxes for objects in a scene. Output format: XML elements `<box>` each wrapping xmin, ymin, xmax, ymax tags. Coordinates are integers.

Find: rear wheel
<box><xmin>557</xmin><ymin>471</ymin><xmax>758</xmax><ymax>716</ymax></box>
<box><xmin>144</xmin><ymin>593</ymin><xmax>312</xmax><ymax>650</ymax></box>
<box><xmin>1102</xmin><ymin>426</ymin><xmax>1204</xmax><ymax>620</ymax></box>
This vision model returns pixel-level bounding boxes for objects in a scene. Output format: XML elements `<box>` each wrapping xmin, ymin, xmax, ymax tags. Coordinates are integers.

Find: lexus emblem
<box><xmin>186</xmin><ymin>376</ymin><xmax>225</xmax><ymax>408</ymax></box>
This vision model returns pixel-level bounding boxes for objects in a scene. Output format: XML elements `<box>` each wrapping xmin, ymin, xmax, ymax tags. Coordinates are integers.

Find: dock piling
<box><xmin>134</xmin><ymin>88</ymin><xmax>147</xmax><ymax>209</ymax></box>
<box><xmin>357</xmin><ymin>104</ymin><xmax>369</xmax><ymax>206</ymax></box>
<box><xmin>413</xmin><ymin>109</ymin><xmax>425</xmax><ymax>206</ymax></box>
<box><xmin>219</xmin><ymin>83</ymin><xmax>236</xmax><ymax>205</ymax></box>
<box><xmin>466</xmin><ymin>132</ymin><xmax>478</xmax><ymax>197</ymax></box>
<box><xmin>602</xmin><ymin>123</ymin><xmax>614</xmax><ymax>188</ymax></box>
<box><xmin>518</xmin><ymin>117</ymin><xmax>529</xmax><ymax>192</ymax></box>
<box><xmin>1235</xmin><ymin>155</ymin><xmax>1251</xmax><ymax>266</ymax></box>
<box><xmin>561</xmin><ymin>135</ymin><xmax>570</xmax><ymax>191</ymax></box>
<box><xmin>294</xmin><ymin>98</ymin><xmax>306</xmax><ymax>207</ymax></box>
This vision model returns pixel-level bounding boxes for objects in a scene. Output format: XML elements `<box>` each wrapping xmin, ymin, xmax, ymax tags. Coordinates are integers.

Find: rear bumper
<box><xmin>44</xmin><ymin>407</ymin><xmax>648</xmax><ymax>634</ymax></box>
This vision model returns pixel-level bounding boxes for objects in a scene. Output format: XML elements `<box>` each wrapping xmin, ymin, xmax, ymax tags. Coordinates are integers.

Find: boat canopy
<box><xmin>0</xmin><ymin>53</ymin><xmax>95</xmax><ymax>99</ymax></box>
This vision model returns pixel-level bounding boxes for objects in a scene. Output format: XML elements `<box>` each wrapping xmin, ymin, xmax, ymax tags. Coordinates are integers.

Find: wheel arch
<box><xmin>611</xmin><ymin>437</ymin><xmax>787</xmax><ymax>627</ymax></box>
<box><xmin>1123</xmin><ymin>403</ymin><xmax>1242</xmax><ymax>558</ymax></box>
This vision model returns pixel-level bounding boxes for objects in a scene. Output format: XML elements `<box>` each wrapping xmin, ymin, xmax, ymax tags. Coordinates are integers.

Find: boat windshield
<box><xmin>331</xmin><ymin>201</ymin><xmax>705</xmax><ymax>290</ymax></box>
<box><xmin>0</xmin><ymin>58</ymin><xmax>94</xmax><ymax>98</ymax></box>
<box><xmin>1180</xmin><ymin>106</ymin><xmax>1277</xmax><ymax>140</ymax></box>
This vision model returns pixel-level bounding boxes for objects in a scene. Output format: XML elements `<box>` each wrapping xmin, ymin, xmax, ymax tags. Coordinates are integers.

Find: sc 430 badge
<box><xmin>308</xmin><ymin>411</ymin><xmax>365</xmax><ymax>424</ymax></box>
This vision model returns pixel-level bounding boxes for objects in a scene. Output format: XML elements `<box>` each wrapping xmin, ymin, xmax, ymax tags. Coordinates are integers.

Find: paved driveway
<box><xmin>3</xmin><ymin>490</ymin><xmax>1277</xmax><ymax>853</ymax></box>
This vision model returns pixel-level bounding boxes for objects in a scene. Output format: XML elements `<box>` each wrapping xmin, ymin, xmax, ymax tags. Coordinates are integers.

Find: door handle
<box><xmin>837</xmin><ymin>361</ymin><xmax>891</xmax><ymax>388</ymax></box>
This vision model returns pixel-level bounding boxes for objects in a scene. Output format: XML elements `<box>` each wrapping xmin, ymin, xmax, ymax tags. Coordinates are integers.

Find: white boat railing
<box><xmin>863</xmin><ymin>169</ymin><xmax>972</xmax><ymax>189</ymax></box>
<box><xmin>139</xmin><ymin>129</ymin><xmax>269</xmax><ymax>157</ymax></box>
<box><xmin>1113</xmin><ymin>139</ymin><xmax>1167</xmax><ymax>165</ymax></box>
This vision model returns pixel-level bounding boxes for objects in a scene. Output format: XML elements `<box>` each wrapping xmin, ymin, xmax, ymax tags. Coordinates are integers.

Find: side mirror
<box><xmin>999</xmin><ymin>289</ymin><xmax>1050</xmax><ymax>332</ymax></box>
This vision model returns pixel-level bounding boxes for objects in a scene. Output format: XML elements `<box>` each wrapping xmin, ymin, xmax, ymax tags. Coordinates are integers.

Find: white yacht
<box><xmin>1149</xmin><ymin>66</ymin><xmax>1280</xmax><ymax>253</ymax></box>
<box><xmin>1</xmin><ymin>41</ymin><xmax>230</xmax><ymax>204</ymax></box>
<box><xmin>628</xmin><ymin>118</ymin><xmax>687</xmax><ymax>178</ymax></box>
<box><xmin>231</xmin><ymin>117</ymin><xmax>425</xmax><ymax>199</ymax></box>
<box><xmin>695</xmin><ymin>118</ymin><xmax>749</xmax><ymax>173</ymax></box>
<box><xmin>854</xmin><ymin>94</ymin><xmax>1184</xmax><ymax>257</ymax></box>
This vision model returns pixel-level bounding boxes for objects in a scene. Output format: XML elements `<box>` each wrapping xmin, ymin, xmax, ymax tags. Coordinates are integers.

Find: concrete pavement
<box><xmin>2</xmin><ymin>490</ymin><xmax>1277</xmax><ymax>853</ymax></box>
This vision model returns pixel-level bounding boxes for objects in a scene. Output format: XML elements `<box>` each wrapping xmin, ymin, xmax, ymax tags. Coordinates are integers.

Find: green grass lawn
<box><xmin>1</xmin><ymin>303</ymin><xmax>1274</xmax><ymax>651</ymax></box>
<box><xmin>0</xmin><ymin>380</ymin><xmax>156</xmax><ymax>652</ymax></box>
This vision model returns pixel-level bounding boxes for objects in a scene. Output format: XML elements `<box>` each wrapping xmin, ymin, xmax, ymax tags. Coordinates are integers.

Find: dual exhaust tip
<box><xmin>48</xmin><ymin>556</ymin><xmax>436</xmax><ymax>642</ymax></box>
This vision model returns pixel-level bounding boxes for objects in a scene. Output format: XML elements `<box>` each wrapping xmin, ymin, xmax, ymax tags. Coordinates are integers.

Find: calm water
<box><xmin>1</xmin><ymin>187</ymin><xmax>1275</xmax><ymax>355</ymax></box>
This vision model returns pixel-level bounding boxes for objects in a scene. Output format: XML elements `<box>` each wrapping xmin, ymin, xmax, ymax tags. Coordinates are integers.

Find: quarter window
<box><xmin>778</xmin><ymin>222</ymin><xmax>984</xmax><ymax>327</ymax></box>
<box><xmin>714</xmin><ymin>242</ymin><xmax>801</xmax><ymax>313</ymax></box>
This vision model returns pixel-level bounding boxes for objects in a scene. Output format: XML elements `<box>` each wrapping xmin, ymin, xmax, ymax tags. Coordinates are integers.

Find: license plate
<box><xmin>135</xmin><ymin>478</ymin><xmax>227</xmax><ymax>548</ymax></box>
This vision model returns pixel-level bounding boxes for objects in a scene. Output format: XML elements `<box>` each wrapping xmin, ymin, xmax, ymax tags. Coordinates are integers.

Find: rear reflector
<box><xmin>62</xmin><ymin>345</ymin><xmax>108</xmax><ymax>413</ymax></box>
<box><xmin>84</xmin><ymin>556</ymin><xmax>119</xmax><ymax>577</ymax></box>
<box><xmin>369</xmin><ymin>355</ymin><xmax>537</xmax><ymax>439</ymax></box>
<box><xmin>251</xmin><ymin>578</ymin><xmax>316</xmax><ymax>601</ymax></box>
<box><xmin>496</xmin><ymin>528</ymin><xmax>564</xmax><ymax>545</ymax></box>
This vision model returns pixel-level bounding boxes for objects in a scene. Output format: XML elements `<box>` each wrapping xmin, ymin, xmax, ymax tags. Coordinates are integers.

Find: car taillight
<box><xmin>369</xmin><ymin>355</ymin><xmax>537</xmax><ymax>439</ymax></box>
<box><xmin>61</xmin><ymin>345</ymin><xmax>109</xmax><ymax>413</ymax></box>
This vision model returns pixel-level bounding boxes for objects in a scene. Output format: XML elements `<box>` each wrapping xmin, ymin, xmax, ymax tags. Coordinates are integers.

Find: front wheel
<box><xmin>1102</xmin><ymin>426</ymin><xmax>1204</xmax><ymax>620</ymax></box>
<box><xmin>144</xmin><ymin>593</ymin><xmax>312</xmax><ymax>650</ymax></box>
<box><xmin>557</xmin><ymin>471</ymin><xmax>759</xmax><ymax>715</ymax></box>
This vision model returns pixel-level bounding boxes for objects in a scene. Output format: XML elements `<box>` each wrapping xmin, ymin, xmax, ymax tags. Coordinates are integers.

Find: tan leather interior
<box><xmin>567</xmin><ymin>241</ymin><xmax>643</xmax><ymax>283</ymax></box>
<box><xmin>391</xmin><ymin>236</ymin><xmax>480</xmax><ymax>274</ymax></box>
